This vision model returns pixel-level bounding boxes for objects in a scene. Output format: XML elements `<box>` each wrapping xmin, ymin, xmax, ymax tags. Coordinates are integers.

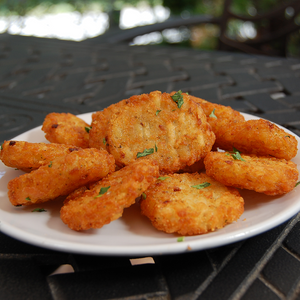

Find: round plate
<box><xmin>0</xmin><ymin>112</ymin><xmax>299</xmax><ymax>256</ymax></box>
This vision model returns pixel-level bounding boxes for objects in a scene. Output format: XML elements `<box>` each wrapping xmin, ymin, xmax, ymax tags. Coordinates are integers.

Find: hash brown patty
<box><xmin>107</xmin><ymin>91</ymin><xmax>215</xmax><ymax>173</ymax></box>
<box><xmin>140</xmin><ymin>172</ymin><xmax>244</xmax><ymax>236</ymax></box>
<box><xmin>204</xmin><ymin>151</ymin><xmax>299</xmax><ymax>195</ymax></box>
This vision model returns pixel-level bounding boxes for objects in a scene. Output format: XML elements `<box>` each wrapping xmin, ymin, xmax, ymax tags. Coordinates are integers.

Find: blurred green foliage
<box><xmin>0</xmin><ymin>0</ymin><xmax>299</xmax><ymax>57</ymax></box>
<box><xmin>0</xmin><ymin>0</ymin><xmax>161</xmax><ymax>15</ymax></box>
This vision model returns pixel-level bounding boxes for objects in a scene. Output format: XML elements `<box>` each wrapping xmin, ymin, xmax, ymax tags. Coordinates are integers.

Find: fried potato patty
<box><xmin>0</xmin><ymin>141</ymin><xmax>81</xmax><ymax>172</ymax></box>
<box><xmin>189</xmin><ymin>95</ymin><xmax>245</xmax><ymax>149</ymax></box>
<box><xmin>140</xmin><ymin>172</ymin><xmax>244</xmax><ymax>236</ymax></box>
<box><xmin>8</xmin><ymin>148</ymin><xmax>115</xmax><ymax>206</ymax></box>
<box><xmin>204</xmin><ymin>151</ymin><xmax>299</xmax><ymax>195</ymax></box>
<box><xmin>60</xmin><ymin>159</ymin><xmax>159</xmax><ymax>231</ymax></box>
<box><xmin>42</xmin><ymin>112</ymin><xmax>90</xmax><ymax>148</ymax></box>
<box><xmin>107</xmin><ymin>91</ymin><xmax>215</xmax><ymax>173</ymax></box>
<box><xmin>217</xmin><ymin>119</ymin><xmax>298</xmax><ymax>160</ymax></box>
<box><xmin>89</xmin><ymin>98</ymin><xmax>128</xmax><ymax>150</ymax></box>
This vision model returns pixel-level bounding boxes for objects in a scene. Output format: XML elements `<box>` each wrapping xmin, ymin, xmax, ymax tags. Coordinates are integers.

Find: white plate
<box><xmin>0</xmin><ymin>112</ymin><xmax>299</xmax><ymax>256</ymax></box>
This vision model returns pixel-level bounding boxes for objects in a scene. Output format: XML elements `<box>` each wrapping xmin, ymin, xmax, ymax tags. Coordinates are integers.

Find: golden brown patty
<box><xmin>216</xmin><ymin>119</ymin><xmax>298</xmax><ymax>160</ymax></box>
<box><xmin>204</xmin><ymin>151</ymin><xmax>299</xmax><ymax>195</ymax></box>
<box><xmin>42</xmin><ymin>112</ymin><xmax>90</xmax><ymax>148</ymax></box>
<box><xmin>0</xmin><ymin>141</ymin><xmax>81</xmax><ymax>172</ymax></box>
<box><xmin>88</xmin><ymin>98</ymin><xmax>129</xmax><ymax>150</ymax></box>
<box><xmin>107</xmin><ymin>90</ymin><xmax>215</xmax><ymax>173</ymax></box>
<box><xmin>140</xmin><ymin>172</ymin><xmax>244</xmax><ymax>236</ymax></box>
<box><xmin>60</xmin><ymin>159</ymin><xmax>159</xmax><ymax>231</ymax></box>
<box><xmin>189</xmin><ymin>95</ymin><xmax>245</xmax><ymax>149</ymax></box>
<box><xmin>8</xmin><ymin>148</ymin><xmax>115</xmax><ymax>206</ymax></box>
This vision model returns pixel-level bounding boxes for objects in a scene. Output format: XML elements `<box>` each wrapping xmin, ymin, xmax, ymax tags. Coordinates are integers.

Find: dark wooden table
<box><xmin>1</xmin><ymin>32</ymin><xmax>300</xmax><ymax>300</ymax></box>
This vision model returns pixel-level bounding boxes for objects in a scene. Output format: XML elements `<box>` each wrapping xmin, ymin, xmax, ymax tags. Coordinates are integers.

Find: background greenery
<box><xmin>0</xmin><ymin>0</ymin><xmax>299</xmax><ymax>57</ymax></box>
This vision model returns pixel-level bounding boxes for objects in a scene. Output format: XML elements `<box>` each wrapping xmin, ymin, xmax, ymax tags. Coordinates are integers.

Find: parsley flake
<box><xmin>48</xmin><ymin>161</ymin><xmax>53</xmax><ymax>168</ymax></box>
<box><xmin>156</xmin><ymin>110</ymin><xmax>161</xmax><ymax>115</ymax></box>
<box><xmin>171</xmin><ymin>90</ymin><xmax>184</xmax><ymax>108</ymax></box>
<box><xmin>25</xmin><ymin>197</ymin><xmax>31</xmax><ymax>201</ymax></box>
<box><xmin>155</xmin><ymin>143</ymin><xmax>158</xmax><ymax>152</ymax></box>
<box><xmin>142</xmin><ymin>192</ymin><xmax>147</xmax><ymax>200</ymax></box>
<box><xmin>209</xmin><ymin>109</ymin><xmax>217</xmax><ymax>119</ymax></box>
<box><xmin>137</xmin><ymin>148</ymin><xmax>154</xmax><ymax>158</ymax></box>
<box><xmin>226</xmin><ymin>148</ymin><xmax>246</xmax><ymax>162</ymax></box>
<box><xmin>158</xmin><ymin>176</ymin><xmax>169</xmax><ymax>181</ymax></box>
<box><xmin>95</xmin><ymin>186</ymin><xmax>110</xmax><ymax>198</ymax></box>
<box><xmin>85</xmin><ymin>126</ymin><xmax>92</xmax><ymax>133</ymax></box>
<box><xmin>0</xmin><ymin>144</ymin><xmax>3</xmax><ymax>150</ymax></box>
<box><xmin>191</xmin><ymin>182</ymin><xmax>211</xmax><ymax>189</ymax></box>
<box><xmin>295</xmin><ymin>182</ymin><xmax>300</xmax><ymax>188</ymax></box>
<box><xmin>32</xmin><ymin>208</ymin><xmax>46</xmax><ymax>212</ymax></box>
<box><xmin>177</xmin><ymin>236</ymin><xmax>185</xmax><ymax>242</ymax></box>
<box><xmin>103</xmin><ymin>138</ymin><xmax>106</xmax><ymax>145</ymax></box>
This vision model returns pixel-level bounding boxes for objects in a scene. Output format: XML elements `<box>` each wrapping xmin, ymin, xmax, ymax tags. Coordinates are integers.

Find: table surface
<box><xmin>1</xmin><ymin>32</ymin><xmax>300</xmax><ymax>300</ymax></box>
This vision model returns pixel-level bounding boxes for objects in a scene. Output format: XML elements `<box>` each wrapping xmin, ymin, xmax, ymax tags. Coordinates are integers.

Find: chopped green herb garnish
<box><xmin>85</xmin><ymin>126</ymin><xmax>92</xmax><ymax>133</ymax></box>
<box><xmin>295</xmin><ymin>182</ymin><xmax>300</xmax><ymax>187</ymax></box>
<box><xmin>191</xmin><ymin>182</ymin><xmax>211</xmax><ymax>189</ymax></box>
<box><xmin>226</xmin><ymin>148</ymin><xmax>246</xmax><ymax>162</ymax></box>
<box><xmin>285</xmin><ymin>135</ymin><xmax>290</xmax><ymax>138</ymax></box>
<box><xmin>156</xmin><ymin>110</ymin><xmax>161</xmax><ymax>116</ymax></box>
<box><xmin>158</xmin><ymin>176</ymin><xmax>170</xmax><ymax>181</ymax></box>
<box><xmin>103</xmin><ymin>138</ymin><xmax>106</xmax><ymax>145</ymax></box>
<box><xmin>48</xmin><ymin>161</ymin><xmax>53</xmax><ymax>168</ymax></box>
<box><xmin>177</xmin><ymin>236</ymin><xmax>185</xmax><ymax>242</ymax></box>
<box><xmin>171</xmin><ymin>90</ymin><xmax>184</xmax><ymax>108</ymax></box>
<box><xmin>142</xmin><ymin>193</ymin><xmax>147</xmax><ymax>200</ymax></box>
<box><xmin>32</xmin><ymin>208</ymin><xmax>46</xmax><ymax>212</ymax></box>
<box><xmin>0</xmin><ymin>144</ymin><xmax>3</xmax><ymax>150</ymax></box>
<box><xmin>155</xmin><ymin>143</ymin><xmax>158</xmax><ymax>152</ymax></box>
<box><xmin>25</xmin><ymin>197</ymin><xmax>31</xmax><ymax>201</ymax></box>
<box><xmin>137</xmin><ymin>148</ymin><xmax>154</xmax><ymax>158</ymax></box>
<box><xmin>209</xmin><ymin>108</ymin><xmax>217</xmax><ymax>119</ymax></box>
<box><xmin>186</xmin><ymin>92</ymin><xmax>189</xmax><ymax>95</ymax></box>
<box><xmin>95</xmin><ymin>186</ymin><xmax>110</xmax><ymax>198</ymax></box>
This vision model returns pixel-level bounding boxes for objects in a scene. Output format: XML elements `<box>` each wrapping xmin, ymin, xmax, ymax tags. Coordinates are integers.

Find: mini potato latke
<box><xmin>107</xmin><ymin>91</ymin><xmax>215</xmax><ymax>173</ymax></box>
<box><xmin>8</xmin><ymin>148</ymin><xmax>115</xmax><ymax>206</ymax></box>
<box><xmin>60</xmin><ymin>159</ymin><xmax>159</xmax><ymax>231</ymax></box>
<box><xmin>140</xmin><ymin>173</ymin><xmax>244</xmax><ymax>236</ymax></box>
<box><xmin>204</xmin><ymin>151</ymin><xmax>299</xmax><ymax>195</ymax></box>
<box><xmin>42</xmin><ymin>112</ymin><xmax>90</xmax><ymax>148</ymax></box>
